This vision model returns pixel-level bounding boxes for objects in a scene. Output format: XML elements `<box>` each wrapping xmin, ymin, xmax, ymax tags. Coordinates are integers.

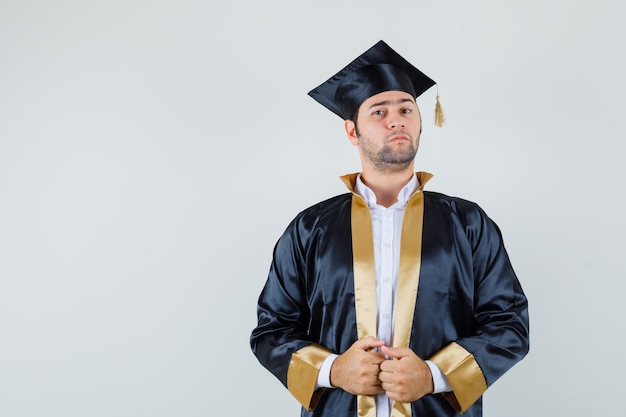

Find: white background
<box><xmin>1</xmin><ymin>1</ymin><xmax>624</xmax><ymax>416</ymax></box>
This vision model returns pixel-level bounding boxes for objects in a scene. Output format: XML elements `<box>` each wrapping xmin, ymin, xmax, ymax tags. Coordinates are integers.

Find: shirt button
<box><xmin>383</xmin><ymin>243</ymin><xmax>390</xmax><ymax>249</ymax></box>
<box><xmin>383</xmin><ymin>276</ymin><xmax>390</xmax><ymax>283</ymax></box>
<box><xmin>383</xmin><ymin>313</ymin><xmax>391</xmax><ymax>320</ymax></box>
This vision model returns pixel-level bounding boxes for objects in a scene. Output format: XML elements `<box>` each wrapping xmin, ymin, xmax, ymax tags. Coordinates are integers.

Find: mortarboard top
<box><xmin>308</xmin><ymin>40</ymin><xmax>444</xmax><ymax>126</ymax></box>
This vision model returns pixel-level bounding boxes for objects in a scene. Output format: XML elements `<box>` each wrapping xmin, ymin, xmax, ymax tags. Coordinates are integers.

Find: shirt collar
<box><xmin>355</xmin><ymin>173</ymin><xmax>419</xmax><ymax>208</ymax></box>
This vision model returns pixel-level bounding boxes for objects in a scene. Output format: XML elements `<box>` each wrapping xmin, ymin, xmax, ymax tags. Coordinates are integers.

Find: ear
<box><xmin>344</xmin><ymin>119</ymin><xmax>359</xmax><ymax>146</ymax></box>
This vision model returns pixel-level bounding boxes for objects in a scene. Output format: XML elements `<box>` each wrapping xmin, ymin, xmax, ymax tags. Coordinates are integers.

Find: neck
<box><xmin>360</xmin><ymin>166</ymin><xmax>414</xmax><ymax>207</ymax></box>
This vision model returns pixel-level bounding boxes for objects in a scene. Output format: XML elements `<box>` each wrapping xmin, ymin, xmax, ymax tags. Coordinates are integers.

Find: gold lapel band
<box><xmin>351</xmin><ymin>192</ymin><xmax>377</xmax><ymax>417</ymax></box>
<box><xmin>393</xmin><ymin>176</ymin><xmax>428</xmax><ymax>349</ymax></box>
<box><xmin>391</xmin><ymin>180</ymin><xmax>427</xmax><ymax>417</ymax></box>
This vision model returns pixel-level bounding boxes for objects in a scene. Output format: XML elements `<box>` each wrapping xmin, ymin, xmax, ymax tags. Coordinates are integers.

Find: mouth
<box><xmin>389</xmin><ymin>133</ymin><xmax>410</xmax><ymax>142</ymax></box>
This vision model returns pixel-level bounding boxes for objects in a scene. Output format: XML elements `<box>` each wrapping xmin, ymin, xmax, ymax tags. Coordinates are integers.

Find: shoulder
<box><xmin>423</xmin><ymin>190</ymin><xmax>507</xmax><ymax>253</ymax></box>
<box><xmin>424</xmin><ymin>190</ymin><xmax>484</xmax><ymax>215</ymax></box>
<box><xmin>423</xmin><ymin>190</ymin><xmax>499</xmax><ymax>233</ymax></box>
<box><xmin>292</xmin><ymin>193</ymin><xmax>353</xmax><ymax>226</ymax></box>
<box><xmin>273</xmin><ymin>193</ymin><xmax>352</xmax><ymax>250</ymax></box>
<box><xmin>279</xmin><ymin>193</ymin><xmax>352</xmax><ymax>234</ymax></box>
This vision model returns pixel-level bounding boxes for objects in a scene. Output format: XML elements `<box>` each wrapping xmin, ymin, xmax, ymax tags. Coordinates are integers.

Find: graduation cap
<box><xmin>308</xmin><ymin>40</ymin><xmax>445</xmax><ymax>126</ymax></box>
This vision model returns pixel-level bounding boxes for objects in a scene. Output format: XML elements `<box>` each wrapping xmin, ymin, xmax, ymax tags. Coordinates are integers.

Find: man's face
<box><xmin>346</xmin><ymin>90</ymin><xmax>422</xmax><ymax>173</ymax></box>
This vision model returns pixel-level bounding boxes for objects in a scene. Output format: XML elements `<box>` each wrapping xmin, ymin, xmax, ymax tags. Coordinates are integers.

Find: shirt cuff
<box><xmin>425</xmin><ymin>360</ymin><xmax>452</xmax><ymax>394</ymax></box>
<box><xmin>315</xmin><ymin>353</ymin><xmax>339</xmax><ymax>389</ymax></box>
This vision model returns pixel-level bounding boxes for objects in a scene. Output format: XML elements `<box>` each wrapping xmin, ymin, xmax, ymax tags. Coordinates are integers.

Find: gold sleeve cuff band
<box><xmin>287</xmin><ymin>344</ymin><xmax>333</xmax><ymax>411</ymax></box>
<box><xmin>429</xmin><ymin>342</ymin><xmax>487</xmax><ymax>413</ymax></box>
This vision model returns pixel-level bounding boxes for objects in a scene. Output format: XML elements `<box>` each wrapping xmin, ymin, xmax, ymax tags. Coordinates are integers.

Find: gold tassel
<box><xmin>434</xmin><ymin>94</ymin><xmax>445</xmax><ymax>127</ymax></box>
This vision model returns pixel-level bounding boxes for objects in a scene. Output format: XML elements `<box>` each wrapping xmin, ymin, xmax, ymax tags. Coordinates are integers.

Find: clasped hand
<box><xmin>329</xmin><ymin>336</ymin><xmax>434</xmax><ymax>403</ymax></box>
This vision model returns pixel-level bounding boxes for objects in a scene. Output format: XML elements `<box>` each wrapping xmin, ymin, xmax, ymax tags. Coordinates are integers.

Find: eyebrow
<box><xmin>366</xmin><ymin>98</ymin><xmax>415</xmax><ymax>110</ymax></box>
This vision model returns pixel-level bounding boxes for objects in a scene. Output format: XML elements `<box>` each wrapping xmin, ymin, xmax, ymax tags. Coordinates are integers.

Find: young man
<box><xmin>250</xmin><ymin>40</ymin><xmax>529</xmax><ymax>417</ymax></box>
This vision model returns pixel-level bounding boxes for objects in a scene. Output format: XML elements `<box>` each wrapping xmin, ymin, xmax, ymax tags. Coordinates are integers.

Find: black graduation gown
<box><xmin>250</xmin><ymin>173</ymin><xmax>529</xmax><ymax>417</ymax></box>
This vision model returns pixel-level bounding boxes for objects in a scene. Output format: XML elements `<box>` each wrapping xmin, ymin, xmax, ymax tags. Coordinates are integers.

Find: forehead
<box><xmin>359</xmin><ymin>90</ymin><xmax>417</xmax><ymax>110</ymax></box>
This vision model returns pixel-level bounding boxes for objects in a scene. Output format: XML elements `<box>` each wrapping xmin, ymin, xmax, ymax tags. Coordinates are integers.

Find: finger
<box><xmin>379</xmin><ymin>360</ymin><xmax>395</xmax><ymax>373</ymax></box>
<box><xmin>365</xmin><ymin>385</ymin><xmax>385</xmax><ymax>396</ymax></box>
<box><xmin>381</xmin><ymin>380</ymin><xmax>397</xmax><ymax>396</ymax></box>
<box><xmin>381</xmin><ymin>345</ymin><xmax>410</xmax><ymax>359</ymax></box>
<box><xmin>368</xmin><ymin>351</ymin><xmax>386</xmax><ymax>364</ymax></box>
<box><xmin>378</xmin><ymin>369</ymin><xmax>392</xmax><ymax>383</ymax></box>
<box><xmin>380</xmin><ymin>346</ymin><xmax>406</xmax><ymax>359</ymax></box>
<box><xmin>357</xmin><ymin>337</ymin><xmax>386</xmax><ymax>351</ymax></box>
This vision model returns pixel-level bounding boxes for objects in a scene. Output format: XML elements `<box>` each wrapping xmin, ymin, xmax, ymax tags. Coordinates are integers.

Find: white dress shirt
<box><xmin>316</xmin><ymin>173</ymin><xmax>451</xmax><ymax>416</ymax></box>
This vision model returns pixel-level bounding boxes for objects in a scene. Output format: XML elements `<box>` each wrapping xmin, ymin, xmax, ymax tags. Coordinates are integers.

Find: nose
<box><xmin>389</xmin><ymin>117</ymin><xmax>405</xmax><ymax>129</ymax></box>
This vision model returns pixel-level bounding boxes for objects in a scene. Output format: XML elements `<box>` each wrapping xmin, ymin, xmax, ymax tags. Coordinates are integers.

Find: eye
<box><xmin>402</xmin><ymin>108</ymin><xmax>412</xmax><ymax>114</ymax></box>
<box><xmin>372</xmin><ymin>109</ymin><xmax>385</xmax><ymax>117</ymax></box>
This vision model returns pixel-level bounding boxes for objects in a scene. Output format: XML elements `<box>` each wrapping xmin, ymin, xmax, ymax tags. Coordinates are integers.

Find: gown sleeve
<box><xmin>429</xmin><ymin>202</ymin><xmax>529</xmax><ymax>413</ymax></box>
<box><xmin>249</xmin><ymin>216</ymin><xmax>332</xmax><ymax>411</ymax></box>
